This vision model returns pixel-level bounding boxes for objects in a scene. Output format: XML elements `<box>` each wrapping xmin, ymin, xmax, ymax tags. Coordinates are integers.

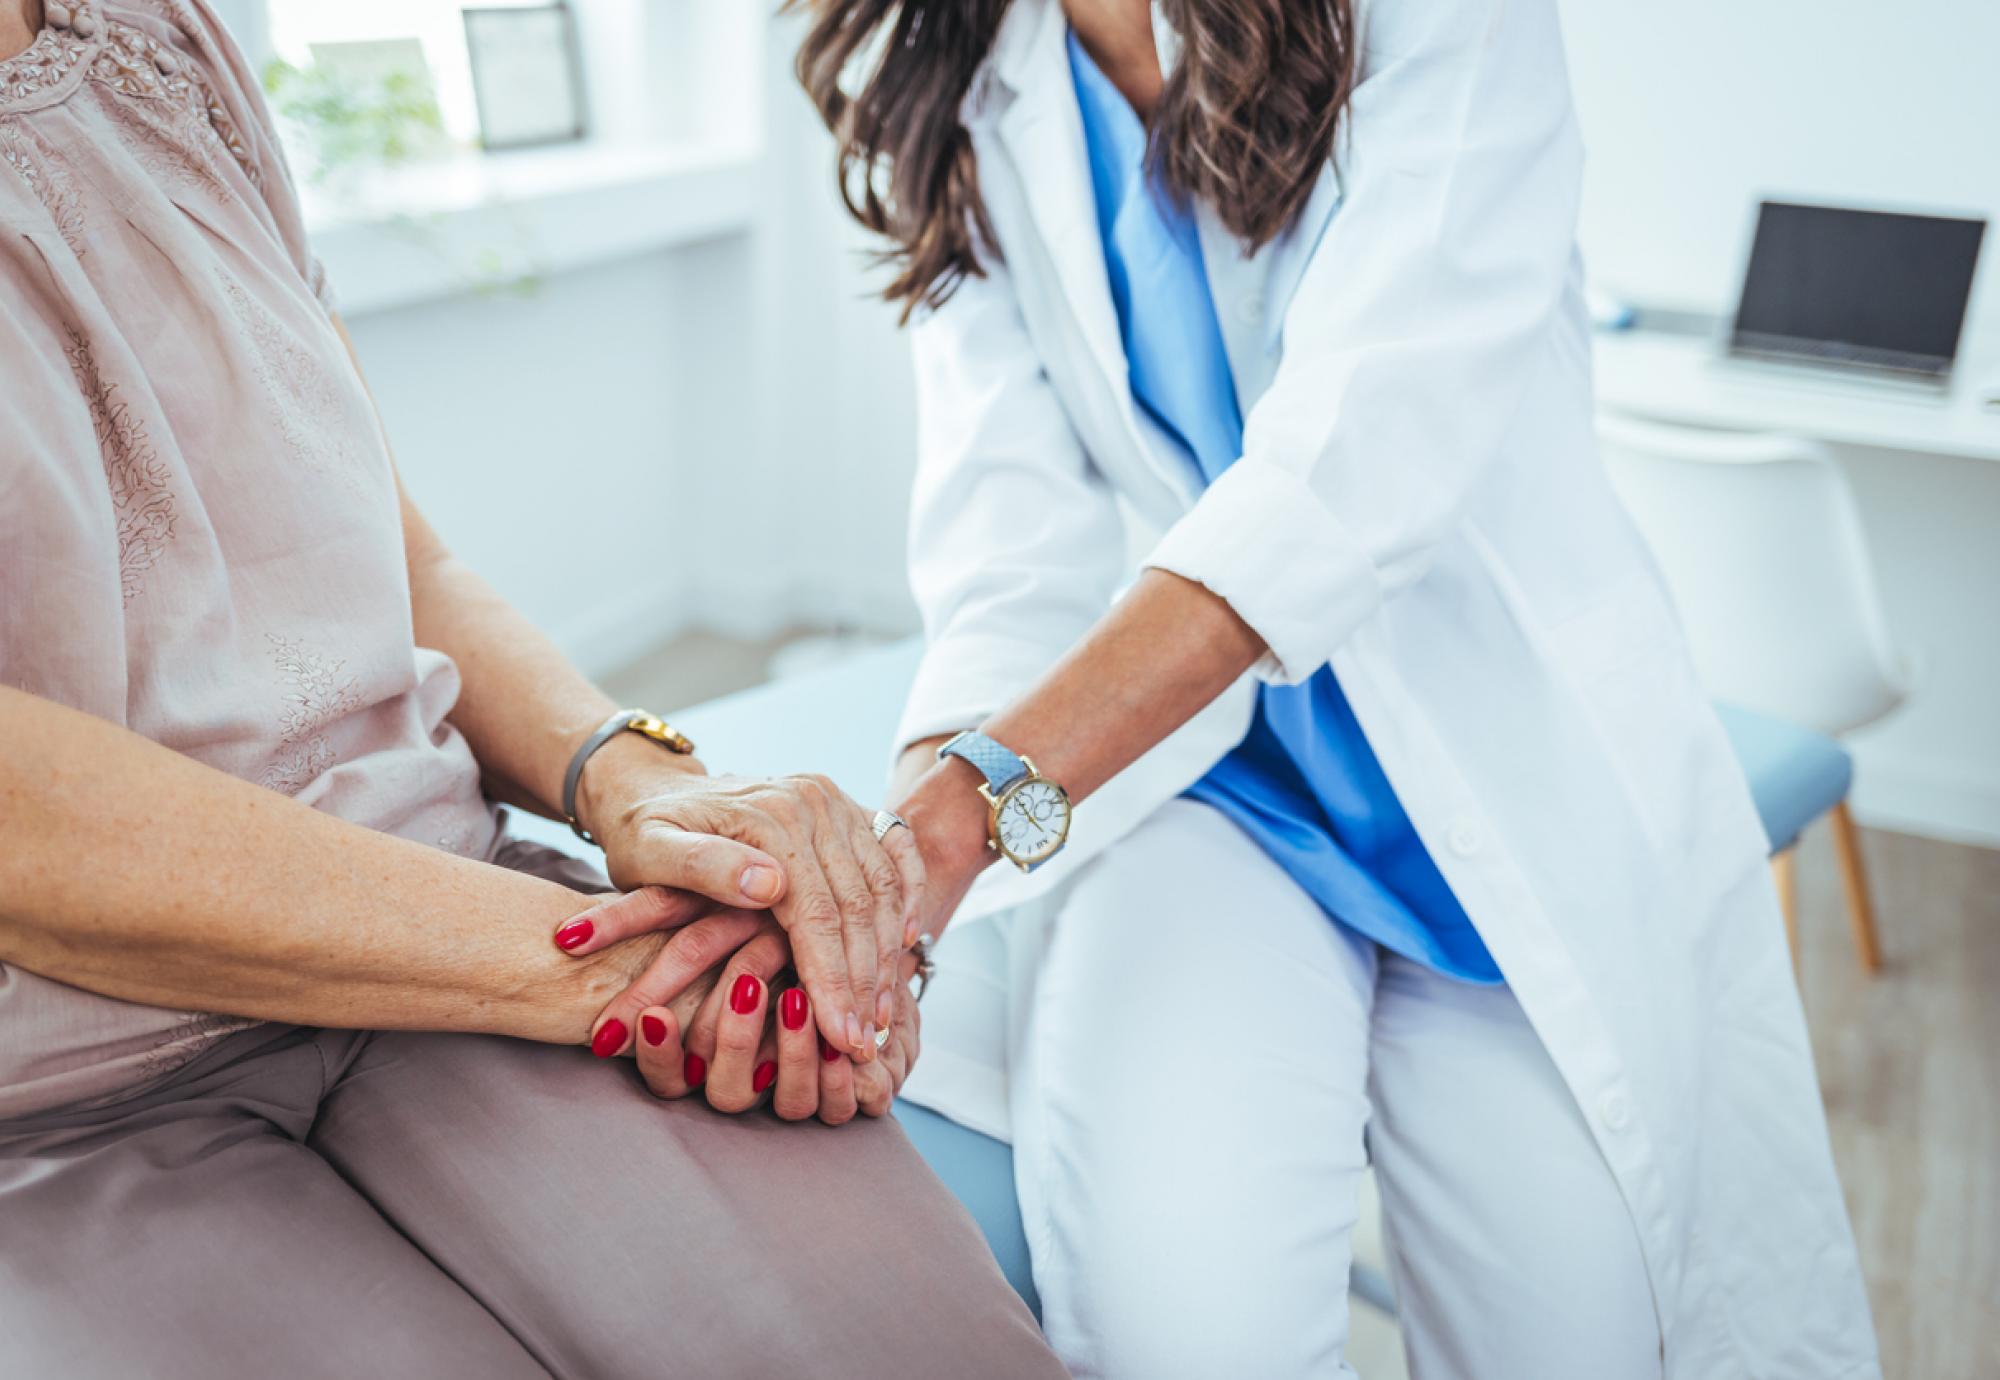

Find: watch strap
<box><xmin>938</xmin><ymin>730</ymin><xmax>1031</xmax><ymax>793</ymax></box>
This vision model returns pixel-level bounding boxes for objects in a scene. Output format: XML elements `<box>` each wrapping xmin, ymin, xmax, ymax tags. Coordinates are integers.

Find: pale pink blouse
<box><xmin>0</xmin><ymin>0</ymin><xmax>498</xmax><ymax>1117</ymax></box>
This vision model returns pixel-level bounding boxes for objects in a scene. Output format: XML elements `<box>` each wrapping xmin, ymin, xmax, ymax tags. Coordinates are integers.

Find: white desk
<box><xmin>1591</xmin><ymin>328</ymin><xmax>2000</xmax><ymax>464</ymax></box>
<box><xmin>1588</xmin><ymin>323</ymin><xmax>2000</xmax><ymax>848</ymax></box>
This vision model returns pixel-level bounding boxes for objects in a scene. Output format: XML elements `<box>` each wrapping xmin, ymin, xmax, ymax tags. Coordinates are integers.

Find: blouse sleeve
<box><xmin>162</xmin><ymin>0</ymin><xmax>336</xmax><ymax>312</ymax></box>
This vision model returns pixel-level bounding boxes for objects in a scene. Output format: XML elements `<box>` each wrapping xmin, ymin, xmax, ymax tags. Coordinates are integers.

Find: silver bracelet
<box><xmin>561</xmin><ymin>709</ymin><xmax>695</xmax><ymax>844</ymax></box>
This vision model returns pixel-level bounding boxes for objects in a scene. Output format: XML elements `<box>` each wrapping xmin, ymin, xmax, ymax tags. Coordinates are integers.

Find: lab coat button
<box><xmin>1238</xmin><ymin>293</ymin><xmax>1266</xmax><ymax>326</ymax></box>
<box><xmin>1600</xmin><ymin>1091</ymin><xmax>1632</xmax><ymax>1132</ymax></box>
<box><xmin>1447</xmin><ymin>820</ymin><xmax>1483</xmax><ymax>857</ymax></box>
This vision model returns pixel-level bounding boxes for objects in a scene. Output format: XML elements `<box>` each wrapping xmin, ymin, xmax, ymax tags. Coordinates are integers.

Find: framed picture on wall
<box><xmin>463</xmin><ymin>3</ymin><xmax>588</xmax><ymax>151</ymax></box>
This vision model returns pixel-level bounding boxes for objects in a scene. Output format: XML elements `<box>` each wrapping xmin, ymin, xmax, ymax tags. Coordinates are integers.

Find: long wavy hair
<box><xmin>790</xmin><ymin>0</ymin><xmax>1357</xmax><ymax>320</ymax></box>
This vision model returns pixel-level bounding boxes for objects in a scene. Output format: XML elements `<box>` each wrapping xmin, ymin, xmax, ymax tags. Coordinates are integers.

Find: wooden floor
<box><xmin>608</xmin><ymin>633</ymin><xmax>1998</xmax><ymax>1376</ymax></box>
<box><xmin>1793</xmin><ymin>821</ymin><xmax>1999</xmax><ymax>1379</ymax></box>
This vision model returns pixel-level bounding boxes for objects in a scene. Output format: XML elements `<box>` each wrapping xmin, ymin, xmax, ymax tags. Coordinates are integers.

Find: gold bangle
<box><xmin>562</xmin><ymin>708</ymin><xmax>697</xmax><ymax>843</ymax></box>
<box><xmin>623</xmin><ymin>711</ymin><xmax>696</xmax><ymax>756</ymax></box>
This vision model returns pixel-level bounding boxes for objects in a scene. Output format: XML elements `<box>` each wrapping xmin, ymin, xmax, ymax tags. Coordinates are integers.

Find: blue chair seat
<box><xmin>1714</xmin><ymin>702</ymin><xmax>1853</xmax><ymax>853</ymax></box>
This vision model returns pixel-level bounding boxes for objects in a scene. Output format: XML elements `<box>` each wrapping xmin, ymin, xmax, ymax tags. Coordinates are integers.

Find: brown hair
<box><xmin>790</xmin><ymin>0</ymin><xmax>1357</xmax><ymax>320</ymax></box>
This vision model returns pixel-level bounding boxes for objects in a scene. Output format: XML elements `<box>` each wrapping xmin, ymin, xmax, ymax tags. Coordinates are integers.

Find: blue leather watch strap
<box><xmin>938</xmin><ymin>730</ymin><xmax>1031</xmax><ymax>793</ymax></box>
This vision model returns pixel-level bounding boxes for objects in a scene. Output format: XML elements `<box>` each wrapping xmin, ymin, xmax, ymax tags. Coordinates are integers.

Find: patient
<box><xmin>0</xmin><ymin>2</ymin><xmax>1060</xmax><ymax>1375</ymax></box>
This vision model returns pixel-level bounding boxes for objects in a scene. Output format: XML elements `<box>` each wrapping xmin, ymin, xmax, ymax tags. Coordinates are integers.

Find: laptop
<box><xmin>1727</xmin><ymin>201</ymin><xmax>1986</xmax><ymax>386</ymax></box>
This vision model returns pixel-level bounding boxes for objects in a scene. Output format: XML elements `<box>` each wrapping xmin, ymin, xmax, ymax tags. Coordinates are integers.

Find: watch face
<box><xmin>995</xmin><ymin>777</ymin><xmax>1070</xmax><ymax>865</ymax></box>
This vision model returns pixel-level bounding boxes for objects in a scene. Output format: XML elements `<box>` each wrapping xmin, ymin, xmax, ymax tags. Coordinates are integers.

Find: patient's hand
<box><xmin>668</xmin><ymin>921</ymin><xmax>924</xmax><ymax>1124</ymax></box>
<box><xmin>579</xmin><ymin>913</ymin><xmax>923</xmax><ymax>1126</ymax></box>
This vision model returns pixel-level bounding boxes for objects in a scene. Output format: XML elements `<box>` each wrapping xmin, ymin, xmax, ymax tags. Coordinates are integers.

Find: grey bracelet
<box><xmin>562</xmin><ymin>709</ymin><xmax>696</xmax><ymax>844</ymax></box>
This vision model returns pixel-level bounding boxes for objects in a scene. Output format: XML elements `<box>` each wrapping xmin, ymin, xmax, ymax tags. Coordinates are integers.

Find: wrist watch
<box><xmin>937</xmin><ymin>730</ymin><xmax>1072</xmax><ymax>873</ymax></box>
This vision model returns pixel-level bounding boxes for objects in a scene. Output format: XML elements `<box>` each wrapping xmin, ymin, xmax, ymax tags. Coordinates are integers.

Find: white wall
<box><xmin>344</xmin><ymin>238</ymin><xmax>756</xmax><ymax>675</ymax></box>
<box><xmin>1559</xmin><ymin>0</ymin><xmax>2000</xmax><ymax>844</ymax></box>
<box><xmin>733</xmin><ymin>7</ymin><xmax>920</xmax><ymax>637</ymax></box>
<box><xmin>333</xmin><ymin>3</ymin><xmax>918</xmax><ymax>685</ymax></box>
<box><xmin>1558</xmin><ymin>0</ymin><xmax>1999</xmax><ymax>315</ymax></box>
<box><xmin>1834</xmin><ymin>445</ymin><xmax>2000</xmax><ymax>846</ymax></box>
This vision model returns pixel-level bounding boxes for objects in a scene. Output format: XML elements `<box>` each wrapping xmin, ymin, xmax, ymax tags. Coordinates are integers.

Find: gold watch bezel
<box><xmin>980</xmin><ymin>755</ymin><xmax>1073</xmax><ymax>871</ymax></box>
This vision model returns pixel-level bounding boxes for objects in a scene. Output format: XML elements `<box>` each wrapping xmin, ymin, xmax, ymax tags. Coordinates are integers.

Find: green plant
<box><xmin>262</xmin><ymin>57</ymin><xmax>447</xmax><ymax>183</ymax></box>
<box><xmin>262</xmin><ymin>54</ymin><xmax>543</xmax><ymax>301</ymax></box>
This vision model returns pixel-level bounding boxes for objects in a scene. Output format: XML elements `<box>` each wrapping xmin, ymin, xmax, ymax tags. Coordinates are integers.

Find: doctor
<box><xmin>792</xmin><ymin>0</ymin><xmax>1877</xmax><ymax>1375</ymax></box>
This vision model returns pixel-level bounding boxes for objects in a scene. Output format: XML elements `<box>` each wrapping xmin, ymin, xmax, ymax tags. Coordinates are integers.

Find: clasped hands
<box><xmin>552</xmin><ymin>753</ymin><xmax>940</xmax><ymax>1125</ymax></box>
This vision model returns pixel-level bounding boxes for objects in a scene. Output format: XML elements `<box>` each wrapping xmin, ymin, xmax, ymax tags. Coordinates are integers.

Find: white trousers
<box><xmin>1009</xmin><ymin>800</ymin><xmax>1663</xmax><ymax>1380</ymax></box>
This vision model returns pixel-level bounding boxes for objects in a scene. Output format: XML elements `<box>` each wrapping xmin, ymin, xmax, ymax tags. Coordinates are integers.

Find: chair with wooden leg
<box><xmin>1599</xmin><ymin>415</ymin><xmax>1909</xmax><ymax>974</ymax></box>
<box><xmin>1714</xmin><ymin>703</ymin><xmax>1880</xmax><ymax>971</ymax></box>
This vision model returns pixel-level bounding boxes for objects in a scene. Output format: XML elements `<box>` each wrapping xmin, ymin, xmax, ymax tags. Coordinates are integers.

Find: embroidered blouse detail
<box><xmin>0</xmin><ymin>5</ymin><xmax>254</xmax><ymax>186</ymax></box>
<box><xmin>225</xmin><ymin>276</ymin><xmax>373</xmax><ymax>492</ymax></box>
<box><xmin>261</xmin><ymin>634</ymin><xmax>364</xmax><ymax>794</ymax></box>
<box><xmin>64</xmin><ymin>328</ymin><xmax>178</xmax><ymax>604</ymax></box>
<box><xmin>0</xmin><ymin>123</ymin><xmax>87</xmax><ymax>254</ymax></box>
<box><xmin>0</xmin><ymin>2</ymin><xmax>99</xmax><ymax>112</ymax></box>
<box><xmin>91</xmin><ymin>13</ymin><xmax>255</xmax><ymax>194</ymax></box>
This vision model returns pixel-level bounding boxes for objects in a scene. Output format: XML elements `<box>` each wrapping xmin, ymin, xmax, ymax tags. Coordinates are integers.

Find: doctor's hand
<box><xmin>565</xmin><ymin>749</ymin><xmax>927</xmax><ymax>1062</ymax></box>
<box><xmin>885</xmin><ymin>737</ymin><xmax>1007</xmax><ymax>942</ymax></box>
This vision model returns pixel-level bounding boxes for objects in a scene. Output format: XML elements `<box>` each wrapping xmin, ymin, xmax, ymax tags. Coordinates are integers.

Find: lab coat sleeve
<box><xmin>894</xmin><ymin>252</ymin><xmax>1128</xmax><ymax>751</ymax></box>
<box><xmin>1145</xmin><ymin>0</ymin><xmax>1585</xmax><ymax>684</ymax></box>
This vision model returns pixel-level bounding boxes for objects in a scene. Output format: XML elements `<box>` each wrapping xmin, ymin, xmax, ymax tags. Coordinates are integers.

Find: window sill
<box><xmin>305</xmin><ymin>139</ymin><xmax>760</xmax><ymax>318</ymax></box>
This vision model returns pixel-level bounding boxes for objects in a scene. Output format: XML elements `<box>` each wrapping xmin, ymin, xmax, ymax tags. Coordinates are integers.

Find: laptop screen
<box><xmin>1730</xmin><ymin>202</ymin><xmax>1986</xmax><ymax>379</ymax></box>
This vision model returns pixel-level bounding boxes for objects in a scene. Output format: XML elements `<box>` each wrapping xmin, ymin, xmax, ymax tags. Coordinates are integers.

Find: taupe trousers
<box><xmin>0</xmin><ymin>1020</ymin><xmax>1063</xmax><ymax>1379</ymax></box>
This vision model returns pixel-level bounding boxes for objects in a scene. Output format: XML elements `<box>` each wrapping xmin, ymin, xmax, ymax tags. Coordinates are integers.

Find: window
<box><xmin>249</xmin><ymin>0</ymin><xmax>766</xmax><ymax>306</ymax></box>
<box><xmin>267</xmin><ymin>0</ymin><xmax>548</xmax><ymax>149</ymax></box>
<box><xmin>255</xmin><ymin>0</ymin><xmax>762</xmax><ymax>160</ymax></box>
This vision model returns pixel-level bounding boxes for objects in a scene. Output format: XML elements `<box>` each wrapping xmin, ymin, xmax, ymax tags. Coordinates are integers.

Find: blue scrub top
<box><xmin>1068</xmin><ymin>32</ymin><xmax>1500</xmax><ymax>983</ymax></box>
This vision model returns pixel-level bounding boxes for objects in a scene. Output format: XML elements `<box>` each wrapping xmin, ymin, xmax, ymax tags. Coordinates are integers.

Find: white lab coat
<box><xmin>892</xmin><ymin>0</ymin><xmax>1878</xmax><ymax>1374</ymax></box>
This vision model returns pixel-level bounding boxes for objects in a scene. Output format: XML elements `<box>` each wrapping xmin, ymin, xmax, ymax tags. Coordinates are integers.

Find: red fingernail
<box><xmin>781</xmin><ymin>987</ymin><xmax>808</xmax><ymax>1031</ymax></box>
<box><xmin>591</xmin><ymin>1019</ymin><xmax>627</xmax><ymax>1058</ymax></box>
<box><xmin>753</xmin><ymin>1061</ymin><xmax>777</xmax><ymax>1093</ymax></box>
<box><xmin>684</xmin><ymin>1052</ymin><xmax>707</xmax><ymax>1086</ymax></box>
<box><xmin>555</xmin><ymin>918</ymin><xmax>593</xmax><ymax>951</ymax></box>
<box><xmin>819</xmin><ymin>1036</ymin><xmax>841</xmax><ymax>1064</ymax></box>
<box><xmin>730</xmin><ymin>973</ymin><xmax>761</xmax><ymax>1015</ymax></box>
<box><xmin>641</xmin><ymin>1014</ymin><xmax>667</xmax><ymax>1047</ymax></box>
